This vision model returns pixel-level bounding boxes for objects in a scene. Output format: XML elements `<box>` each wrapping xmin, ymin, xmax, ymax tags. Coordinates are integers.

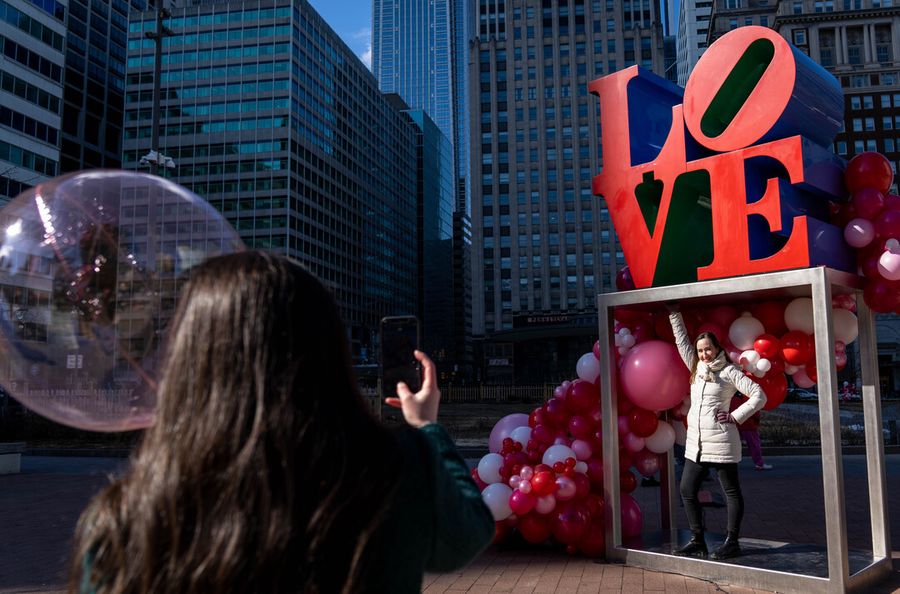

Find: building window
<box><xmin>792</xmin><ymin>29</ymin><xmax>807</xmax><ymax>46</ymax></box>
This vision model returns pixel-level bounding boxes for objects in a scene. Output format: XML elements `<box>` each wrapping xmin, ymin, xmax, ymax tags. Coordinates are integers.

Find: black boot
<box><xmin>673</xmin><ymin>532</ymin><xmax>707</xmax><ymax>558</ymax></box>
<box><xmin>710</xmin><ymin>532</ymin><xmax>741</xmax><ymax>560</ymax></box>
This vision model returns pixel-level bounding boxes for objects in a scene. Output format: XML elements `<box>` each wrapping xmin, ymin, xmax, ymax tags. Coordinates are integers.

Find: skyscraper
<box><xmin>0</xmin><ymin>0</ymin><xmax>65</xmax><ymax>203</ymax></box>
<box><xmin>676</xmin><ymin>0</ymin><xmax>713</xmax><ymax>85</ymax></box>
<box><xmin>471</xmin><ymin>0</ymin><xmax>667</xmax><ymax>383</ymax></box>
<box><xmin>123</xmin><ymin>0</ymin><xmax>420</xmax><ymax>361</ymax></box>
<box><xmin>373</xmin><ymin>0</ymin><xmax>455</xmax><ymax>147</ymax></box>
<box><xmin>60</xmin><ymin>0</ymin><xmax>153</xmax><ymax>173</ymax></box>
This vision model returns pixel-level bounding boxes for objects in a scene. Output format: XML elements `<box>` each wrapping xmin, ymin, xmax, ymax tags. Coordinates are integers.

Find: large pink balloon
<box><xmin>619</xmin><ymin>340</ymin><xmax>689</xmax><ymax>411</ymax></box>
<box><xmin>489</xmin><ymin>413</ymin><xmax>531</xmax><ymax>453</ymax></box>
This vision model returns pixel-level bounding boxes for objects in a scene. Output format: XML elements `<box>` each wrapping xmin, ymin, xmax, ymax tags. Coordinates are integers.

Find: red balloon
<box><xmin>584</xmin><ymin>493</ymin><xmax>605</xmax><ymax>518</ymax></box>
<box><xmin>579</xmin><ymin>521</ymin><xmax>606</xmax><ymax>557</ymax></box>
<box><xmin>531</xmin><ymin>471</ymin><xmax>557</xmax><ymax>496</ymax></box>
<box><xmin>552</xmin><ymin>503</ymin><xmax>590</xmax><ymax>545</ymax></box>
<box><xmin>709</xmin><ymin>305</ymin><xmax>739</xmax><ymax>332</ymax></box>
<box><xmin>509</xmin><ymin>489</ymin><xmax>537</xmax><ymax>515</ymax></box>
<box><xmin>568</xmin><ymin>415</ymin><xmax>593</xmax><ymax>440</ymax></box>
<box><xmin>573</xmin><ymin>472</ymin><xmax>591</xmax><ymax>500</ymax></box>
<box><xmin>874</xmin><ymin>209</ymin><xmax>900</xmax><ymax>242</ymax></box>
<box><xmin>753</xmin><ymin>333</ymin><xmax>781</xmax><ymax>359</ymax></box>
<box><xmin>750</xmin><ymin>301</ymin><xmax>788</xmax><ymax>337</ymax></box>
<box><xmin>532</xmin><ymin>424</ymin><xmax>554</xmax><ymax>444</ymax></box>
<box><xmin>653</xmin><ymin>313</ymin><xmax>675</xmax><ymax>342</ymax></box>
<box><xmin>586</xmin><ymin>457</ymin><xmax>604</xmax><ymax>484</ymax></box>
<box><xmin>806</xmin><ymin>362</ymin><xmax>818</xmax><ymax>384</ymax></box>
<box><xmin>885</xmin><ymin>193</ymin><xmax>900</xmax><ymax>212</ymax></box>
<box><xmin>630</xmin><ymin>320</ymin><xmax>655</xmax><ymax>343</ymax></box>
<box><xmin>616</xmin><ymin>390</ymin><xmax>635</xmax><ymax>415</ymax></box>
<box><xmin>863</xmin><ymin>279</ymin><xmax>900</xmax><ymax>313</ymax></box>
<box><xmin>628</xmin><ymin>408</ymin><xmax>659</xmax><ymax>438</ymax></box>
<box><xmin>781</xmin><ymin>331</ymin><xmax>812</xmax><ymax>365</ymax></box>
<box><xmin>845</xmin><ymin>151</ymin><xmax>894</xmax><ymax>194</ymax></box>
<box><xmin>620</xmin><ymin>470</ymin><xmax>637</xmax><ymax>493</ymax></box>
<box><xmin>519</xmin><ymin>513</ymin><xmax>552</xmax><ymax>543</ymax></box>
<box><xmin>545</xmin><ymin>397</ymin><xmax>569</xmax><ymax>427</ymax></box>
<box><xmin>696</xmin><ymin>322</ymin><xmax>725</xmax><ymax>343</ymax></box>
<box><xmin>568</xmin><ymin>380</ymin><xmax>600</xmax><ymax>414</ymax></box>
<box><xmin>618</xmin><ymin>448</ymin><xmax>634</xmax><ymax>472</ymax></box>
<box><xmin>615</xmin><ymin>306</ymin><xmax>648</xmax><ymax>324</ymax></box>
<box><xmin>761</xmin><ymin>372</ymin><xmax>787</xmax><ymax>411</ymax></box>
<box><xmin>835</xmin><ymin>350</ymin><xmax>848</xmax><ymax>371</ymax></box>
<box><xmin>615</xmin><ymin>265</ymin><xmax>635</xmax><ymax>291</ymax></box>
<box><xmin>617</xmin><ymin>414</ymin><xmax>631</xmax><ymax>438</ymax></box>
<box><xmin>620</xmin><ymin>493</ymin><xmax>644</xmax><ymax>539</ymax></box>
<box><xmin>852</xmin><ymin>187</ymin><xmax>886</xmax><ymax>220</ymax></box>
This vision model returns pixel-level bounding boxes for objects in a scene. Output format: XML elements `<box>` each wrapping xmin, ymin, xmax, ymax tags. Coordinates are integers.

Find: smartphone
<box><xmin>380</xmin><ymin>316</ymin><xmax>421</xmax><ymax>399</ymax></box>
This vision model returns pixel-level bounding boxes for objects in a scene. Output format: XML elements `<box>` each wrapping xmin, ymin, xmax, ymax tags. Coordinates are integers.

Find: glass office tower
<box><xmin>123</xmin><ymin>0</ymin><xmax>419</xmax><ymax>361</ymax></box>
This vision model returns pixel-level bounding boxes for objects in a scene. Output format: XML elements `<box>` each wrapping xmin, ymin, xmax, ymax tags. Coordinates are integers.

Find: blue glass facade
<box><xmin>404</xmin><ymin>107</ymin><xmax>455</xmax><ymax>376</ymax></box>
<box><xmin>123</xmin><ymin>0</ymin><xmax>419</xmax><ymax>361</ymax></box>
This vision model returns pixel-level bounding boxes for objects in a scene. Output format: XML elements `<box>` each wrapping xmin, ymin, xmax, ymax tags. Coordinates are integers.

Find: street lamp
<box><xmin>142</xmin><ymin>6</ymin><xmax>175</xmax><ymax>176</ymax></box>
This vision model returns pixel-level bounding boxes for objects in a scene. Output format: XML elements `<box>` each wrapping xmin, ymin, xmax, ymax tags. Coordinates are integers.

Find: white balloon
<box><xmin>477</xmin><ymin>453</ymin><xmax>504</xmax><ymax>484</ymax></box>
<box><xmin>574</xmin><ymin>461</ymin><xmax>589</xmax><ymax>474</ymax></box>
<box><xmin>645</xmin><ymin>421</ymin><xmax>676</xmax><ymax>454</ymax></box>
<box><xmin>729</xmin><ymin>314</ymin><xmax>765</xmax><ymax>350</ymax></box>
<box><xmin>752</xmin><ymin>369</ymin><xmax>766</xmax><ymax>378</ymax></box>
<box><xmin>619</xmin><ymin>328</ymin><xmax>631</xmax><ymax>336</ymax></box>
<box><xmin>576</xmin><ymin>352</ymin><xmax>601</xmax><ymax>383</ymax></box>
<box><xmin>785</xmin><ymin>297</ymin><xmax>815</xmax><ymax>334</ymax></box>
<box><xmin>615</xmin><ymin>333</ymin><xmax>623</xmax><ymax>346</ymax></box>
<box><xmin>833</xmin><ymin>308</ymin><xmax>859</xmax><ymax>345</ymax></box>
<box><xmin>543</xmin><ymin>444</ymin><xmax>577</xmax><ymax>467</ymax></box>
<box><xmin>739</xmin><ymin>349</ymin><xmax>760</xmax><ymax>369</ymax></box>
<box><xmin>618</xmin><ymin>346</ymin><xmax>629</xmax><ymax>355</ymax></box>
<box><xmin>481</xmin><ymin>483</ymin><xmax>513</xmax><ymax>520</ymax></box>
<box><xmin>621</xmin><ymin>334</ymin><xmax>636</xmax><ymax>348</ymax></box>
<box><xmin>509</xmin><ymin>426</ymin><xmax>532</xmax><ymax>449</ymax></box>
<box><xmin>756</xmin><ymin>358</ymin><xmax>772</xmax><ymax>373</ymax></box>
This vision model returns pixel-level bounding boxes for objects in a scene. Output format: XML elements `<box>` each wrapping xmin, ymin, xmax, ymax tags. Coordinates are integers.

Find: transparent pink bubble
<box><xmin>0</xmin><ymin>170</ymin><xmax>244</xmax><ymax>431</ymax></box>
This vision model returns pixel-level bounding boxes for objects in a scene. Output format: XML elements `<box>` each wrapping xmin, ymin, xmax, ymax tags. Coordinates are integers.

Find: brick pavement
<box><xmin>2</xmin><ymin>455</ymin><xmax>900</xmax><ymax>593</ymax></box>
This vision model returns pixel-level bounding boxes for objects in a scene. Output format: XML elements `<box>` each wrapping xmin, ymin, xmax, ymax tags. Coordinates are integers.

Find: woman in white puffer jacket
<box><xmin>668</xmin><ymin>309</ymin><xmax>767</xmax><ymax>561</ymax></box>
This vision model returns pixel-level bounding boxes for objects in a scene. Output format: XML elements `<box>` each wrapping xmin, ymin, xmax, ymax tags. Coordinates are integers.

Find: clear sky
<box><xmin>308</xmin><ymin>0</ymin><xmax>373</xmax><ymax>68</ymax></box>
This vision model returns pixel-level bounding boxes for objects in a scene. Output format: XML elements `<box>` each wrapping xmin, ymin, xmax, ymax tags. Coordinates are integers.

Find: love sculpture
<box><xmin>590</xmin><ymin>26</ymin><xmax>854</xmax><ymax>288</ymax></box>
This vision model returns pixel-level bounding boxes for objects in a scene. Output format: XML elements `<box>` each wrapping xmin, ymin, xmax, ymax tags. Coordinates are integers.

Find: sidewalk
<box><xmin>1</xmin><ymin>455</ymin><xmax>899</xmax><ymax>593</ymax></box>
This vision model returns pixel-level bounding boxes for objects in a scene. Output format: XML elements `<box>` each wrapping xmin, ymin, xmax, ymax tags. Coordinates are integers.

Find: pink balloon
<box><xmin>844</xmin><ymin>218</ymin><xmax>876</xmax><ymax>248</ymax></box>
<box><xmin>878</xmin><ymin>249</ymin><xmax>900</xmax><ymax>281</ymax></box>
<box><xmin>623</xmin><ymin>432</ymin><xmax>646</xmax><ymax>453</ymax></box>
<box><xmin>571</xmin><ymin>439</ymin><xmax>593</xmax><ymax>460</ymax></box>
<box><xmin>593</xmin><ymin>340</ymin><xmax>601</xmax><ymax>359</ymax></box>
<box><xmin>619</xmin><ymin>340</ymin><xmax>690</xmax><ymax>411</ymax></box>
<box><xmin>620</xmin><ymin>493</ymin><xmax>644</xmax><ymax>539</ymax></box>
<box><xmin>489</xmin><ymin>413</ymin><xmax>531</xmax><ymax>453</ymax></box>
<box><xmin>617</xmin><ymin>415</ymin><xmax>631</xmax><ymax>438</ymax></box>
<box><xmin>535</xmin><ymin>494</ymin><xmax>557</xmax><ymax>514</ymax></box>
<box><xmin>555</xmin><ymin>476</ymin><xmax>577</xmax><ymax>501</ymax></box>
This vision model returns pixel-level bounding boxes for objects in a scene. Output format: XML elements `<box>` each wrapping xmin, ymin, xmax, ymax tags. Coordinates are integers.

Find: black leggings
<box><xmin>680</xmin><ymin>458</ymin><xmax>744</xmax><ymax>536</ymax></box>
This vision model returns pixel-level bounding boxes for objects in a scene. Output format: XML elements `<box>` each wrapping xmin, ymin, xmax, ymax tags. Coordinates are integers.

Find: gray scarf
<box><xmin>696</xmin><ymin>350</ymin><xmax>728</xmax><ymax>382</ymax></box>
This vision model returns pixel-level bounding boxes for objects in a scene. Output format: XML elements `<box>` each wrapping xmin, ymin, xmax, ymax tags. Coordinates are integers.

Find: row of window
<box><xmin>125</xmin><ymin>115</ymin><xmax>289</xmax><ymax>139</ymax></box>
<box><xmin>0</xmin><ymin>35</ymin><xmax>63</xmax><ymax>83</ymax></box>
<box><xmin>0</xmin><ymin>140</ymin><xmax>57</xmax><ymax>176</ymax></box>
<box><xmin>176</xmin><ymin>158</ymin><xmax>288</xmax><ymax>177</ymax></box>
<box><xmin>125</xmin><ymin>79</ymin><xmax>290</xmax><ymax>108</ymax></box>
<box><xmin>127</xmin><ymin>43</ymin><xmax>290</xmax><ymax>69</ymax></box>
<box><xmin>0</xmin><ymin>106</ymin><xmax>58</xmax><ymax>146</ymax></box>
<box><xmin>128</xmin><ymin>25</ymin><xmax>292</xmax><ymax>51</ymax></box>
<box><xmin>134</xmin><ymin>98</ymin><xmax>289</xmax><ymax>120</ymax></box>
<box><xmin>0</xmin><ymin>0</ymin><xmax>64</xmax><ymax>51</ymax></box>
<box><xmin>850</xmin><ymin>115</ymin><xmax>900</xmax><ymax>132</ymax></box>
<box><xmin>124</xmin><ymin>140</ymin><xmax>288</xmax><ymax>162</ymax></box>
<box><xmin>26</xmin><ymin>0</ymin><xmax>65</xmax><ymax>21</ymax></box>
<box><xmin>836</xmin><ymin>138</ymin><xmax>899</xmax><ymax>155</ymax></box>
<box><xmin>483</xmin><ymin>232</ymin><xmax>595</xmax><ymax>249</ymax></box>
<box><xmin>0</xmin><ymin>70</ymin><xmax>60</xmax><ymax>115</ymax></box>
<box><xmin>153</xmin><ymin>61</ymin><xmax>290</xmax><ymax>85</ymax></box>
<box><xmin>129</xmin><ymin>7</ymin><xmax>292</xmax><ymax>33</ymax></box>
<box><xmin>850</xmin><ymin>93</ymin><xmax>900</xmax><ymax>111</ymax></box>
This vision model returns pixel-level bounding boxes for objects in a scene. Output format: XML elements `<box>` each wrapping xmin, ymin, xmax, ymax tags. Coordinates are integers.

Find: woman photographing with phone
<box><xmin>69</xmin><ymin>251</ymin><xmax>494</xmax><ymax>593</ymax></box>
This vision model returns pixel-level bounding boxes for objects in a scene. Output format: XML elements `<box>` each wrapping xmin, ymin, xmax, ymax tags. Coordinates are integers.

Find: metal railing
<box><xmin>440</xmin><ymin>384</ymin><xmax>553</xmax><ymax>403</ymax></box>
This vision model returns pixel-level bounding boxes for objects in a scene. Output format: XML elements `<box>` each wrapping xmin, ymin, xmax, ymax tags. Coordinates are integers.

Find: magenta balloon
<box><xmin>620</xmin><ymin>340</ymin><xmax>690</xmax><ymax>411</ymax></box>
<box><xmin>0</xmin><ymin>170</ymin><xmax>245</xmax><ymax>432</ymax></box>
<box><xmin>633</xmin><ymin>449</ymin><xmax>660</xmax><ymax>478</ymax></box>
<box><xmin>620</xmin><ymin>493</ymin><xmax>644</xmax><ymax>538</ymax></box>
<box><xmin>489</xmin><ymin>413</ymin><xmax>531</xmax><ymax>453</ymax></box>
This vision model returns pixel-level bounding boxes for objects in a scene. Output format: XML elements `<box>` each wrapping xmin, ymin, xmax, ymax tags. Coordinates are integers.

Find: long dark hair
<box><xmin>690</xmin><ymin>331</ymin><xmax>732</xmax><ymax>383</ymax></box>
<box><xmin>69</xmin><ymin>251</ymin><xmax>400</xmax><ymax>593</ymax></box>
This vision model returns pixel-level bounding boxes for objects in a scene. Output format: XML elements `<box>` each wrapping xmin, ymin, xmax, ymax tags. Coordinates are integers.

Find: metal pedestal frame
<box><xmin>597</xmin><ymin>267</ymin><xmax>892</xmax><ymax>593</ymax></box>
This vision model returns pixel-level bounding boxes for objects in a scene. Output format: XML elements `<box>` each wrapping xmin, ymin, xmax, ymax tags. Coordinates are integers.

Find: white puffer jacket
<box><xmin>670</xmin><ymin>313</ymin><xmax>766</xmax><ymax>464</ymax></box>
